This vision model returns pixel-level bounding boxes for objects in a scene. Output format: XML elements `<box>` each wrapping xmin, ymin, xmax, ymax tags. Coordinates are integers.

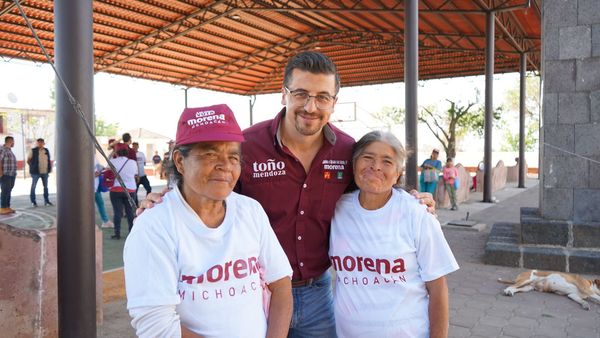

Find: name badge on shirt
<box><xmin>322</xmin><ymin>159</ymin><xmax>347</xmax><ymax>181</ymax></box>
<box><xmin>251</xmin><ymin>159</ymin><xmax>287</xmax><ymax>179</ymax></box>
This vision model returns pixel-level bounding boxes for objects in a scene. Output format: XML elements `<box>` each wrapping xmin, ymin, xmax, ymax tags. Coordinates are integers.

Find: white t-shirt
<box><xmin>330</xmin><ymin>188</ymin><xmax>459</xmax><ymax>338</ymax></box>
<box><xmin>135</xmin><ymin>151</ymin><xmax>146</xmax><ymax>177</ymax></box>
<box><xmin>108</xmin><ymin>156</ymin><xmax>138</xmax><ymax>191</ymax></box>
<box><xmin>124</xmin><ymin>187</ymin><xmax>292</xmax><ymax>338</ymax></box>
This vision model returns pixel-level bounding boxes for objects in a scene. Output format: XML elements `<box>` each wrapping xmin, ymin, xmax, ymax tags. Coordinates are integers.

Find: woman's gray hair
<box><xmin>166</xmin><ymin>144</ymin><xmax>193</xmax><ymax>189</ymax></box>
<box><xmin>352</xmin><ymin>130</ymin><xmax>407</xmax><ymax>179</ymax></box>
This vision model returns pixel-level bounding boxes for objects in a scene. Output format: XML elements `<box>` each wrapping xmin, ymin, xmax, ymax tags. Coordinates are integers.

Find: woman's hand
<box><xmin>410</xmin><ymin>190</ymin><xmax>437</xmax><ymax>217</ymax></box>
<box><xmin>135</xmin><ymin>187</ymin><xmax>171</xmax><ymax>216</ymax></box>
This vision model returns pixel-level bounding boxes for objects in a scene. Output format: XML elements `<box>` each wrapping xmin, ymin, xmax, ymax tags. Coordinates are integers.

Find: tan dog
<box><xmin>498</xmin><ymin>270</ymin><xmax>600</xmax><ymax>310</ymax></box>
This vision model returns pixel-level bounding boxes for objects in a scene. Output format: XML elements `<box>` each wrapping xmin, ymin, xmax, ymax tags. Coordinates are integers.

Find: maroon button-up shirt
<box><xmin>237</xmin><ymin>109</ymin><xmax>354</xmax><ymax>280</ymax></box>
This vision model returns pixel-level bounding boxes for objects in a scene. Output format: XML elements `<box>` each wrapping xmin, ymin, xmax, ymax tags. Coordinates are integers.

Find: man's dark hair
<box><xmin>132</xmin><ymin>142</ymin><xmax>139</xmax><ymax>146</ymax></box>
<box><xmin>117</xmin><ymin>147</ymin><xmax>129</xmax><ymax>157</ymax></box>
<box><xmin>37</xmin><ymin>138</ymin><xmax>44</xmax><ymax>143</ymax></box>
<box><xmin>447</xmin><ymin>157</ymin><xmax>453</xmax><ymax>162</ymax></box>
<box><xmin>283</xmin><ymin>51</ymin><xmax>341</xmax><ymax>94</ymax></box>
<box><xmin>122</xmin><ymin>133</ymin><xmax>132</xmax><ymax>143</ymax></box>
<box><xmin>5</xmin><ymin>136</ymin><xmax>13</xmax><ymax>143</ymax></box>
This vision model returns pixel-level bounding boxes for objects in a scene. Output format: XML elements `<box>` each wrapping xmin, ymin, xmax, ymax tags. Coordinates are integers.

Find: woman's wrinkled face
<box><xmin>174</xmin><ymin>141</ymin><xmax>241</xmax><ymax>202</ymax></box>
<box><xmin>353</xmin><ymin>141</ymin><xmax>401</xmax><ymax>195</ymax></box>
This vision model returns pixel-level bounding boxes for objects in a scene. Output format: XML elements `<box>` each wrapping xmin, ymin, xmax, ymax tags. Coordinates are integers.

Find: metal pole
<box><xmin>404</xmin><ymin>0</ymin><xmax>419</xmax><ymax>191</ymax></box>
<box><xmin>184</xmin><ymin>88</ymin><xmax>188</xmax><ymax>108</ymax></box>
<box><xmin>249</xmin><ymin>95</ymin><xmax>256</xmax><ymax>126</ymax></box>
<box><xmin>20</xmin><ymin>112</ymin><xmax>26</xmax><ymax>179</ymax></box>
<box><xmin>54</xmin><ymin>0</ymin><xmax>96</xmax><ymax>336</ymax></box>
<box><xmin>483</xmin><ymin>11</ymin><xmax>494</xmax><ymax>202</ymax></box>
<box><xmin>518</xmin><ymin>53</ymin><xmax>527</xmax><ymax>188</ymax></box>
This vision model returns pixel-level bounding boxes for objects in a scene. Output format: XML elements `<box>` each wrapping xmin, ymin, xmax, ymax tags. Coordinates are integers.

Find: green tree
<box><xmin>95</xmin><ymin>118</ymin><xmax>119</xmax><ymax>137</ymax></box>
<box><xmin>500</xmin><ymin>75</ymin><xmax>540</xmax><ymax>152</ymax></box>
<box><xmin>418</xmin><ymin>99</ymin><xmax>502</xmax><ymax>158</ymax></box>
<box><xmin>501</xmin><ymin>122</ymin><xmax>538</xmax><ymax>151</ymax></box>
<box><xmin>371</xmin><ymin>106</ymin><xmax>405</xmax><ymax>130</ymax></box>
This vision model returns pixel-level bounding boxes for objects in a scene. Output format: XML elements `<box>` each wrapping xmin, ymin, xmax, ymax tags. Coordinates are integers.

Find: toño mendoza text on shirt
<box><xmin>236</xmin><ymin>108</ymin><xmax>354</xmax><ymax>281</ymax></box>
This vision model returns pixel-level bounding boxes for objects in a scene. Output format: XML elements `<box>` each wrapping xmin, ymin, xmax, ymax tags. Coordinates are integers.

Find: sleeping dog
<box><xmin>498</xmin><ymin>270</ymin><xmax>600</xmax><ymax>310</ymax></box>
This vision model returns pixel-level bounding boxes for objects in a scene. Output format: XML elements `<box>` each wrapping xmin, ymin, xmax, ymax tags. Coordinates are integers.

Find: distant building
<box><xmin>0</xmin><ymin>107</ymin><xmax>55</xmax><ymax>176</ymax></box>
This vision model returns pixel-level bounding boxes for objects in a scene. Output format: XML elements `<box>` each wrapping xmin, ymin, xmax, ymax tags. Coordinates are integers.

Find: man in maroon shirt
<box><xmin>238</xmin><ymin>51</ymin><xmax>350</xmax><ymax>337</ymax></box>
<box><xmin>109</xmin><ymin>132</ymin><xmax>137</xmax><ymax>161</ymax></box>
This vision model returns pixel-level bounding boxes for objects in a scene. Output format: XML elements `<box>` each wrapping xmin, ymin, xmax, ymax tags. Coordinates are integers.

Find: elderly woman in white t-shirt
<box><xmin>329</xmin><ymin>131</ymin><xmax>459</xmax><ymax>338</ymax></box>
<box><xmin>124</xmin><ymin>104</ymin><xmax>292</xmax><ymax>338</ymax></box>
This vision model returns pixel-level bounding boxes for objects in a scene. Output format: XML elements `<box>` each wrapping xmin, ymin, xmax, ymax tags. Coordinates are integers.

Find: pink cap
<box><xmin>175</xmin><ymin>104</ymin><xmax>244</xmax><ymax>146</ymax></box>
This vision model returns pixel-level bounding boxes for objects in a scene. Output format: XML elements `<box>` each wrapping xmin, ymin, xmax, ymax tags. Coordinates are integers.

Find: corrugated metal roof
<box><xmin>0</xmin><ymin>0</ymin><xmax>541</xmax><ymax>95</ymax></box>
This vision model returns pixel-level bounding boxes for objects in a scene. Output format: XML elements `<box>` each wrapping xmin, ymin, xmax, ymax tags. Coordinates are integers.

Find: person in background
<box><xmin>443</xmin><ymin>157</ymin><xmax>459</xmax><ymax>211</ymax></box>
<box><xmin>110</xmin><ymin>133</ymin><xmax>137</xmax><ymax>161</ymax></box>
<box><xmin>420</xmin><ymin>148</ymin><xmax>442</xmax><ymax>195</ymax></box>
<box><xmin>152</xmin><ymin>150</ymin><xmax>162</xmax><ymax>177</ymax></box>
<box><xmin>330</xmin><ymin>131</ymin><xmax>458</xmax><ymax>338</ymax></box>
<box><xmin>0</xmin><ymin>136</ymin><xmax>16</xmax><ymax>215</ymax></box>
<box><xmin>27</xmin><ymin>138</ymin><xmax>53</xmax><ymax>207</ymax></box>
<box><xmin>94</xmin><ymin>159</ymin><xmax>113</xmax><ymax>228</ymax></box>
<box><xmin>108</xmin><ymin>147</ymin><xmax>137</xmax><ymax>239</ymax></box>
<box><xmin>124</xmin><ymin>104</ymin><xmax>292</xmax><ymax>337</ymax></box>
<box><xmin>152</xmin><ymin>151</ymin><xmax>161</xmax><ymax>165</ymax></box>
<box><xmin>132</xmin><ymin>142</ymin><xmax>152</xmax><ymax>206</ymax></box>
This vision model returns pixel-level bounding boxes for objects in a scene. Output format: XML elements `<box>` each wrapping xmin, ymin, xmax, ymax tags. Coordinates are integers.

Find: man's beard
<box><xmin>293</xmin><ymin>109</ymin><xmax>324</xmax><ymax>136</ymax></box>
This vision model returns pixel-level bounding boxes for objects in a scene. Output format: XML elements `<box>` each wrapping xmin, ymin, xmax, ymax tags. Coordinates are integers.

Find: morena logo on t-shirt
<box><xmin>180</xmin><ymin>256</ymin><xmax>260</xmax><ymax>284</ymax></box>
<box><xmin>330</xmin><ymin>255</ymin><xmax>405</xmax><ymax>274</ymax></box>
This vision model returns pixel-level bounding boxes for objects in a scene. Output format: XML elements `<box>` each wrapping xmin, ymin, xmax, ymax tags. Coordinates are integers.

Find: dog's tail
<box><xmin>497</xmin><ymin>278</ymin><xmax>515</xmax><ymax>284</ymax></box>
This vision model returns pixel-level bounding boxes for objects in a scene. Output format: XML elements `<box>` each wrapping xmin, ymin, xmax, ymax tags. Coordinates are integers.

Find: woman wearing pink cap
<box><xmin>124</xmin><ymin>104</ymin><xmax>293</xmax><ymax>338</ymax></box>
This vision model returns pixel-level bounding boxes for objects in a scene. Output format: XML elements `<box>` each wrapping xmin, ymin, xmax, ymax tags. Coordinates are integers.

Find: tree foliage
<box><xmin>95</xmin><ymin>118</ymin><xmax>119</xmax><ymax>137</ymax></box>
<box><xmin>418</xmin><ymin>99</ymin><xmax>501</xmax><ymax>158</ymax></box>
<box><xmin>500</xmin><ymin>75</ymin><xmax>540</xmax><ymax>152</ymax></box>
<box><xmin>371</xmin><ymin>106</ymin><xmax>405</xmax><ymax>130</ymax></box>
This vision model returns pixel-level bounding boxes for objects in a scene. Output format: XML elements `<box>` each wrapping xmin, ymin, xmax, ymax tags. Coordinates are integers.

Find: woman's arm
<box><xmin>266</xmin><ymin>277</ymin><xmax>292</xmax><ymax>338</ymax></box>
<box><xmin>129</xmin><ymin>305</ymin><xmax>183</xmax><ymax>337</ymax></box>
<box><xmin>425</xmin><ymin>276</ymin><xmax>449</xmax><ymax>338</ymax></box>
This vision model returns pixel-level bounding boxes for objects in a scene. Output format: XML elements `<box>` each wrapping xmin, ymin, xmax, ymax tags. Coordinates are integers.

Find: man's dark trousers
<box><xmin>30</xmin><ymin>173</ymin><xmax>49</xmax><ymax>204</ymax></box>
<box><xmin>1</xmin><ymin>174</ymin><xmax>16</xmax><ymax>208</ymax></box>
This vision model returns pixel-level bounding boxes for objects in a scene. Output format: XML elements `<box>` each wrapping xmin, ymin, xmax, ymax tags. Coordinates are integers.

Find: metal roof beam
<box><xmin>233</xmin><ymin>0</ymin><xmax>529</xmax><ymax>14</ymax></box>
<box><xmin>178</xmin><ymin>33</ymin><xmax>316</xmax><ymax>87</ymax></box>
<box><xmin>95</xmin><ymin>0</ymin><xmax>237</xmax><ymax>72</ymax></box>
<box><xmin>0</xmin><ymin>1</ymin><xmax>16</xmax><ymax>18</ymax></box>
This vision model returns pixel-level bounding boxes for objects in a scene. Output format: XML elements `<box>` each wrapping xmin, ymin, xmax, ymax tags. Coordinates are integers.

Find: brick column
<box><xmin>541</xmin><ymin>0</ymin><xmax>600</xmax><ymax>222</ymax></box>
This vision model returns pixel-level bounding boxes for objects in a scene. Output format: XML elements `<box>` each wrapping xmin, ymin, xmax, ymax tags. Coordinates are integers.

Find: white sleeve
<box><xmin>123</xmin><ymin>216</ymin><xmax>181</xmax><ymax>309</ymax></box>
<box><xmin>129</xmin><ymin>305</ymin><xmax>181</xmax><ymax>338</ymax></box>
<box><xmin>414</xmin><ymin>211</ymin><xmax>459</xmax><ymax>282</ymax></box>
<box><xmin>128</xmin><ymin>160</ymin><xmax>138</xmax><ymax>175</ymax></box>
<box><xmin>255</xmin><ymin>203</ymin><xmax>293</xmax><ymax>283</ymax></box>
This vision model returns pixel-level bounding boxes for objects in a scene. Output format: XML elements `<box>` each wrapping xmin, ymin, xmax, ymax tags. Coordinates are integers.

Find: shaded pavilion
<box><xmin>0</xmin><ymin>0</ymin><xmax>541</xmax><ymax>336</ymax></box>
<box><xmin>1</xmin><ymin>0</ymin><xmax>541</xmax><ymax>93</ymax></box>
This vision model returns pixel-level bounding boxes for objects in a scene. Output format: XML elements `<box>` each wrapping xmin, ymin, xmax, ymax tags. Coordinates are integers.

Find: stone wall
<box><xmin>541</xmin><ymin>0</ymin><xmax>600</xmax><ymax>222</ymax></box>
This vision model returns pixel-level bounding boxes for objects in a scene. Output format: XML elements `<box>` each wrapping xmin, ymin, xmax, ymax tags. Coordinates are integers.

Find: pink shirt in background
<box><xmin>443</xmin><ymin>166</ymin><xmax>458</xmax><ymax>184</ymax></box>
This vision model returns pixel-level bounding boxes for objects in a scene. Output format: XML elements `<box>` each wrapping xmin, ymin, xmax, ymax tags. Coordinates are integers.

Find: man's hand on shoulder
<box><xmin>135</xmin><ymin>187</ymin><xmax>171</xmax><ymax>217</ymax></box>
<box><xmin>410</xmin><ymin>190</ymin><xmax>437</xmax><ymax>217</ymax></box>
